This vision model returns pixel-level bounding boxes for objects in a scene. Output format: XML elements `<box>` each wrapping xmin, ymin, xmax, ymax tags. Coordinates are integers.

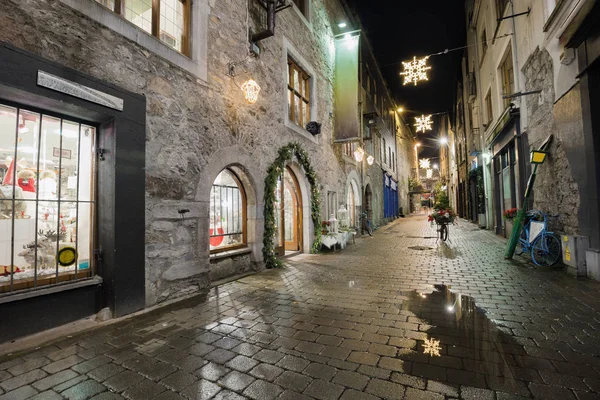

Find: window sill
<box><xmin>210</xmin><ymin>247</ymin><xmax>252</xmax><ymax>261</ymax></box>
<box><xmin>0</xmin><ymin>276</ymin><xmax>102</xmax><ymax>305</ymax></box>
<box><xmin>291</xmin><ymin>3</ymin><xmax>312</xmax><ymax>31</ymax></box>
<box><xmin>285</xmin><ymin>119</ymin><xmax>319</xmax><ymax>144</ymax></box>
<box><xmin>59</xmin><ymin>0</ymin><xmax>208</xmax><ymax>81</ymax></box>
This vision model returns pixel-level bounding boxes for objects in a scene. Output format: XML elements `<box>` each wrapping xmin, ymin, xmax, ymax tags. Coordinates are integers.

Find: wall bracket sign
<box><xmin>37</xmin><ymin>70</ymin><xmax>124</xmax><ymax>111</ymax></box>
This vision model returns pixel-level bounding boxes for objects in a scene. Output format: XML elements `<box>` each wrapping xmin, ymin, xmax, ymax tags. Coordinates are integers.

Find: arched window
<box><xmin>209</xmin><ymin>169</ymin><xmax>246</xmax><ymax>252</ymax></box>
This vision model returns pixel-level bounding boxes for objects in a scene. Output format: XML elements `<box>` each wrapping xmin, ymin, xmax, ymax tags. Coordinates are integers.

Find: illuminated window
<box><xmin>210</xmin><ymin>169</ymin><xmax>246</xmax><ymax>252</ymax></box>
<box><xmin>287</xmin><ymin>57</ymin><xmax>311</xmax><ymax>129</ymax></box>
<box><xmin>343</xmin><ymin>142</ymin><xmax>357</xmax><ymax>158</ymax></box>
<box><xmin>93</xmin><ymin>0</ymin><xmax>191</xmax><ymax>55</ymax></box>
<box><xmin>0</xmin><ymin>103</ymin><xmax>96</xmax><ymax>294</ymax></box>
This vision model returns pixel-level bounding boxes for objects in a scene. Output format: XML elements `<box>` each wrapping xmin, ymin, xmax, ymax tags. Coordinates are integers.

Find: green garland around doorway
<box><xmin>263</xmin><ymin>142</ymin><xmax>321</xmax><ymax>269</ymax></box>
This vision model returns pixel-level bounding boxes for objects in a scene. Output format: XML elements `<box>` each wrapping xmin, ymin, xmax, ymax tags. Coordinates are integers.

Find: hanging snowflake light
<box><xmin>400</xmin><ymin>56</ymin><xmax>431</xmax><ymax>86</ymax></box>
<box><xmin>241</xmin><ymin>79</ymin><xmax>261</xmax><ymax>104</ymax></box>
<box><xmin>415</xmin><ymin>115</ymin><xmax>433</xmax><ymax>133</ymax></box>
<box><xmin>419</xmin><ymin>158</ymin><xmax>431</xmax><ymax>169</ymax></box>
<box><xmin>423</xmin><ymin>337</ymin><xmax>441</xmax><ymax>357</ymax></box>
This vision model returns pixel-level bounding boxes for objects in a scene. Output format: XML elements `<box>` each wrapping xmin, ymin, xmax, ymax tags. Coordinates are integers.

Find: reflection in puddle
<box><xmin>400</xmin><ymin>285</ymin><xmax>529</xmax><ymax>396</ymax></box>
<box><xmin>437</xmin><ymin>242</ymin><xmax>459</xmax><ymax>259</ymax></box>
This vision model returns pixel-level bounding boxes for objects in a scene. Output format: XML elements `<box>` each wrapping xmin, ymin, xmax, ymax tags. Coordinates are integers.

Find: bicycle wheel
<box><xmin>440</xmin><ymin>224</ymin><xmax>448</xmax><ymax>241</ymax></box>
<box><xmin>367</xmin><ymin>223</ymin><xmax>373</xmax><ymax>236</ymax></box>
<box><xmin>531</xmin><ymin>234</ymin><xmax>561</xmax><ymax>267</ymax></box>
<box><xmin>515</xmin><ymin>227</ymin><xmax>528</xmax><ymax>255</ymax></box>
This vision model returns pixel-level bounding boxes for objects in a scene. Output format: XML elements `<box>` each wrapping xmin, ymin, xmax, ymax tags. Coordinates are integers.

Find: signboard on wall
<box><xmin>333</xmin><ymin>34</ymin><xmax>360</xmax><ymax>142</ymax></box>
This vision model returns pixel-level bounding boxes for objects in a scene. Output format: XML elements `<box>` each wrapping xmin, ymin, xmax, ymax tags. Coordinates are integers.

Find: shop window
<box><xmin>287</xmin><ymin>57</ymin><xmax>311</xmax><ymax>130</ymax></box>
<box><xmin>209</xmin><ymin>169</ymin><xmax>246</xmax><ymax>252</ymax></box>
<box><xmin>0</xmin><ymin>104</ymin><xmax>96</xmax><ymax>294</ymax></box>
<box><xmin>292</xmin><ymin>0</ymin><xmax>309</xmax><ymax>19</ymax></box>
<box><xmin>500</xmin><ymin>48</ymin><xmax>514</xmax><ymax>109</ymax></box>
<box><xmin>93</xmin><ymin>0</ymin><xmax>191</xmax><ymax>55</ymax></box>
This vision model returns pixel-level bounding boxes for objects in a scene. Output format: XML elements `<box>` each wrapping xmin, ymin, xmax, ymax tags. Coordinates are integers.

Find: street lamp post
<box><xmin>504</xmin><ymin>136</ymin><xmax>553</xmax><ymax>259</ymax></box>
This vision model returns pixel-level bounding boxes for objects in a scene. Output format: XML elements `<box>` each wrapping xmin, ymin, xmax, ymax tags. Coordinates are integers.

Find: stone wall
<box><xmin>0</xmin><ymin>0</ymin><xmax>353</xmax><ymax>306</ymax></box>
<box><xmin>522</xmin><ymin>47</ymin><xmax>584</xmax><ymax>235</ymax></box>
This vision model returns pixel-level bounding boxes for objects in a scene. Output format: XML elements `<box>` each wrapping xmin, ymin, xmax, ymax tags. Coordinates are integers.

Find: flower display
<box><xmin>428</xmin><ymin>208</ymin><xmax>456</xmax><ymax>225</ymax></box>
<box><xmin>503</xmin><ymin>208</ymin><xmax>518</xmax><ymax>220</ymax></box>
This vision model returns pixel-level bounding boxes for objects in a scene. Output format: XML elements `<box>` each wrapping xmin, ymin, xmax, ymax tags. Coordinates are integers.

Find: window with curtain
<box><xmin>0</xmin><ymin>103</ymin><xmax>96</xmax><ymax>294</ymax></box>
<box><xmin>287</xmin><ymin>57</ymin><xmax>311</xmax><ymax>129</ymax></box>
<box><xmin>209</xmin><ymin>169</ymin><xmax>246</xmax><ymax>252</ymax></box>
<box><xmin>93</xmin><ymin>0</ymin><xmax>191</xmax><ymax>55</ymax></box>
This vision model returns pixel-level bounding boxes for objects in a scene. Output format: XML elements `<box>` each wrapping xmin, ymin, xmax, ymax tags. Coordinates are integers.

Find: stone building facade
<box><xmin>0</xmin><ymin>0</ymin><xmax>410</xmax><ymax>340</ymax></box>
<box><xmin>459</xmin><ymin>0</ymin><xmax>600</xmax><ymax>271</ymax></box>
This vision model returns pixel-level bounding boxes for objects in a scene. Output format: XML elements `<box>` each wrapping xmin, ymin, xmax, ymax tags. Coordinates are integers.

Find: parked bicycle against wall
<box><xmin>516</xmin><ymin>210</ymin><xmax>561</xmax><ymax>267</ymax></box>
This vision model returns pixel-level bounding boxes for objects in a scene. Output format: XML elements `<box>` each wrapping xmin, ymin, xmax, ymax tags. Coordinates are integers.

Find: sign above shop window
<box><xmin>37</xmin><ymin>71</ymin><xmax>124</xmax><ymax>111</ymax></box>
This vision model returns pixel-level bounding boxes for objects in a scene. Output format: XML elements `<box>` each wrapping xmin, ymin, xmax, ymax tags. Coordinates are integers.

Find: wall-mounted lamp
<box><xmin>530</xmin><ymin>150</ymin><xmax>548</xmax><ymax>164</ymax></box>
<box><xmin>338</xmin><ymin>22</ymin><xmax>347</xmax><ymax>28</ymax></box>
<box><xmin>367</xmin><ymin>155</ymin><xmax>374</xmax><ymax>165</ymax></box>
<box><xmin>354</xmin><ymin>146</ymin><xmax>365</xmax><ymax>162</ymax></box>
<box><xmin>241</xmin><ymin>79</ymin><xmax>261</xmax><ymax>104</ymax></box>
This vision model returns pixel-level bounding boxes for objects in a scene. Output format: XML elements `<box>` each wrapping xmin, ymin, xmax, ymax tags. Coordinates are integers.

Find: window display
<box><xmin>209</xmin><ymin>169</ymin><xmax>245</xmax><ymax>252</ymax></box>
<box><xmin>0</xmin><ymin>103</ymin><xmax>96</xmax><ymax>293</ymax></box>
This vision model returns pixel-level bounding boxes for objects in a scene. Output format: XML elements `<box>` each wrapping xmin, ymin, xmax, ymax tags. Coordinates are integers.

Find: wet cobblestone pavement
<box><xmin>2</xmin><ymin>215</ymin><xmax>600</xmax><ymax>400</ymax></box>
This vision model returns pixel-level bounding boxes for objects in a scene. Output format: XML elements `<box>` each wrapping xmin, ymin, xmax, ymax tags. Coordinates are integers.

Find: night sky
<box><xmin>346</xmin><ymin>0</ymin><xmax>466</xmax><ymax>158</ymax></box>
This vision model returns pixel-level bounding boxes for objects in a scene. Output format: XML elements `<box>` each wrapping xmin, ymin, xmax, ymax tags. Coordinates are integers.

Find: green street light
<box><xmin>505</xmin><ymin>136</ymin><xmax>553</xmax><ymax>259</ymax></box>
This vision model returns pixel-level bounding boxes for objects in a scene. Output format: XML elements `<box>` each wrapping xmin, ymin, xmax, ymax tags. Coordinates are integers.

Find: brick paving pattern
<box><xmin>1</xmin><ymin>215</ymin><xmax>600</xmax><ymax>399</ymax></box>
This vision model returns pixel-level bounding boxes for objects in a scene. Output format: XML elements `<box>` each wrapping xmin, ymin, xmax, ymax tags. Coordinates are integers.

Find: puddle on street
<box><xmin>408</xmin><ymin>246</ymin><xmax>433</xmax><ymax>250</ymax></box>
<box><xmin>437</xmin><ymin>242</ymin><xmax>460</xmax><ymax>259</ymax></box>
<box><xmin>398</xmin><ymin>285</ymin><xmax>528</xmax><ymax>396</ymax></box>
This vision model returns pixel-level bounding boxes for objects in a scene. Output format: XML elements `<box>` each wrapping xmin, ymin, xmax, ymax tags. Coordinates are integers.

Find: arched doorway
<box><xmin>274</xmin><ymin>166</ymin><xmax>303</xmax><ymax>256</ymax></box>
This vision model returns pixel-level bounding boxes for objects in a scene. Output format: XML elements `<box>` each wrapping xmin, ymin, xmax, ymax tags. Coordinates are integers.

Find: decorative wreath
<box><xmin>58</xmin><ymin>246</ymin><xmax>78</xmax><ymax>267</ymax></box>
<box><xmin>263</xmin><ymin>142</ymin><xmax>321</xmax><ymax>269</ymax></box>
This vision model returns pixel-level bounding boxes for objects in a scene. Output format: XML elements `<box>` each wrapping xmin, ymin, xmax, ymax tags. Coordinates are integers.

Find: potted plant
<box><xmin>321</xmin><ymin>220</ymin><xmax>330</xmax><ymax>235</ymax></box>
<box><xmin>503</xmin><ymin>208</ymin><xmax>518</xmax><ymax>238</ymax></box>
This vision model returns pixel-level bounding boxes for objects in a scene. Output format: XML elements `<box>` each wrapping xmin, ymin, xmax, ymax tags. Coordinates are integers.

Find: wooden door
<box><xmin>284</xmin><ymin>168</ymin><xmax>302</xmax><ymax>252</ymax></box>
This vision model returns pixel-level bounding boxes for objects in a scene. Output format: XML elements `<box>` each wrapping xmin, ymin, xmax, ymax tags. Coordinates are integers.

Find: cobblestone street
<box><xmin>2</xmin><ymin>215</ymin><xmax>600</xmax><ymax>400</ymax></box>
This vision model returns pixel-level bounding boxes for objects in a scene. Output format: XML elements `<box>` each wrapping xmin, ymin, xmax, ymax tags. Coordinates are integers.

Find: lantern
<box><xmin>354</xmin><ymin>146</ymin><xmax>365</xmax><ymax>162</ymax></box>
<box><xmin>241</xmin><ymin>79</ymin><xmax>261</xmax><ymax>104</ymax></box>
<box><xmin>337</xmin><ymin>205</ymin><xmax>349</xmax><ymax>229</ymax></box>
<box><xmin>367</xmin><ymin>155</ymin><xmax>374</xmax><ymax>165</ymax></box>
<box><xmin>328</xmin><ymin>214</ymin><xmax>338</xmax><ymax>234</ymax></box>
<box><xmin>530</xmin><ymin>150</ymin><xmax>548</xmax><ymax>164</ymax></box>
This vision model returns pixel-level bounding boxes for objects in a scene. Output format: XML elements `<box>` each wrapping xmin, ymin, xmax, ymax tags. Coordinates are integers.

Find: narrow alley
<box><xmin>2</xmin><ymin>216</ymin><xmax>599</xmax><ymax>400</ymax></box>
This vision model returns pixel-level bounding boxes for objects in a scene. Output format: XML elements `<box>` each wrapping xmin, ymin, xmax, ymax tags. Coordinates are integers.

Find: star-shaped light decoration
<box><xmin>423</xmin><ymin>337</ymin><xmax>441</xmax><ymax>357</ymax></box>
<box><xmin>419</xmin><ymin>158</ymin><xmax>431</xmax><ymax>169</ymax></box>
<box><xmin>400</xmin><ymin>56</ymin><xmax>431</xmax><ymax>86</ymax></box>
<box><xmin>415</xmin><ymin>115</ymin><xmax>433</xmax><ymax>133</ymax></box>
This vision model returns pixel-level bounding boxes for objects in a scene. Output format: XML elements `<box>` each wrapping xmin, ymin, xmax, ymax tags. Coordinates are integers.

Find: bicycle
<box><xmin>437</xmin><ymin>221</ymin><xmax>449</xmax><ymax>242</ymax></box>
<box><xmin>515</xmin><ymin>210</ymin><xmax>561</xmax><ymax>267</ymax></box>
<box><xmin>428</xmin><ymin>209</ymin><xmax>456</xmax><ymax>242</ymax></box>
<box><xmin>361</xmin><ymin>211</ymin><xmax>373</xmax><ymax>236</ymax></box>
